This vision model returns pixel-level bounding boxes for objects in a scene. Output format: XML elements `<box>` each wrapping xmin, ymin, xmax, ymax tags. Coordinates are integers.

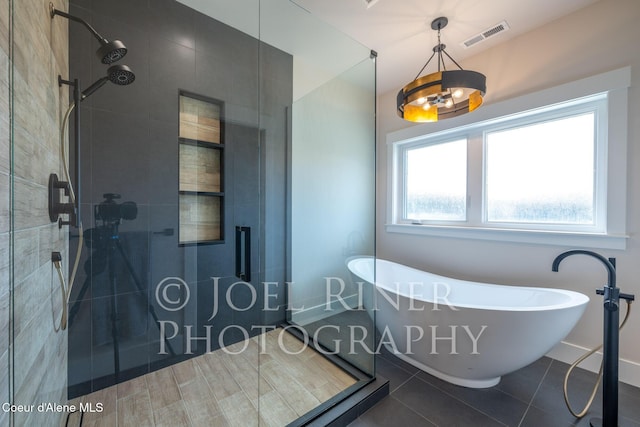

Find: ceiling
<box><xmin>291</xmin><ymin>0</ymin><xmax>599</xmax><ymax>94</ymax></box>
<box><xmin>179</xmin><ymin>0</ymin><xmax>598</xmax><ymax>96</ymax></box>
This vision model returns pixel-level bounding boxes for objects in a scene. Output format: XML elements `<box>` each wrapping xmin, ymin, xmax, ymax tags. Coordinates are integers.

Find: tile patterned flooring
<box><xmin>65</xmin><ymin>329</ymin><xmax>356</xmax><ymax>427</ymax></box>
<box><xmin>351</xmin><ymin>348</ymin><xmax>640</xmax><ymax>427</ymax></box>
<box><xmin>63</xmin><ymin>327</ymin><xmax>640</xmax><ymax>427</ymax></box>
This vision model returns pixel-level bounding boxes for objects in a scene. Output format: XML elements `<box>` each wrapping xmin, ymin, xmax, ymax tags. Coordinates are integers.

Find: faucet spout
<box><xmin>551</xmin><ymin>249</ymin><xmax>616</xmax><ymax>288</ymax></box>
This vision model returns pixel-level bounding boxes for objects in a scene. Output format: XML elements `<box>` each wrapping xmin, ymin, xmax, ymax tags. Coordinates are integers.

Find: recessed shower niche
<box><xmin>178</xmin><ymin>93</ymin><xmax>224</xmax><ymax>244</ymax></box>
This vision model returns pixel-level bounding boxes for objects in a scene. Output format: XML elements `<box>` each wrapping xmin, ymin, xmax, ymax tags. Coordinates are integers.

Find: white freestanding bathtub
<box><xmin>346</xmin><ymin>257</ymin><xmax>589</xmax><ymax>388</ymax></box>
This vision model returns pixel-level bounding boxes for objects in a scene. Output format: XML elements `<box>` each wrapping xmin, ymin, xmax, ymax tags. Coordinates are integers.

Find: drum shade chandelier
<box><xmin>397</xmin><ymin>17</ymin><xmax>486</xmax><ymax>123</ymax></box>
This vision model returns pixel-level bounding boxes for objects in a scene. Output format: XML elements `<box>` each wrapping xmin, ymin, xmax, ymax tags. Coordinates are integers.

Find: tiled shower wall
<box><xmin>67</xmin><ymin>0</ymin><xmax>291</xmax><ymax>397</ymax></box>
<box><xmin>0</xmin><ymin>0</ymin><xmax>10</xmax><ymax>424</ymax></box>
<box><xmin>1</xmin><ymin>0</ymin><xmax>70</xmax><ymax>426</ymax></box>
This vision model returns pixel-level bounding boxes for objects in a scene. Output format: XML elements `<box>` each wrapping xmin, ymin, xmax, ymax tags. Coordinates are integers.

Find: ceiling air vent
<box><xmin>462</xmin><ymin>20</ymin><xmax>510</xmax><ymax>49</ymax></box>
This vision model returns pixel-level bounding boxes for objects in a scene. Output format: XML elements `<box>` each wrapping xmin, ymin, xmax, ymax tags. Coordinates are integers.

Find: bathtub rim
<box><xmin>347</xmin><ymin>256</ymin><xmax>590</xmax><ymax>312</ymax></box>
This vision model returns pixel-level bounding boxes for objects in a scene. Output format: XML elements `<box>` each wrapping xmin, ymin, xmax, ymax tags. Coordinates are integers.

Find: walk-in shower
<box><xmin>6</xmin><ymin>1</ymin><xmax>378</xmax><ymax>426</ymax></box>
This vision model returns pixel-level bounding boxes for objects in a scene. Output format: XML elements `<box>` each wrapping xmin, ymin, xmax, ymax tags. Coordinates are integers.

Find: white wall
<box><xmin>376</xmin><ymin>0</ymin><xmax>640</xmax><ymax>383</ymax></box>
<box><xmin>291</xmin><ymin>57</ymin><xmax>376</xmax><ymax>322</ymax></box>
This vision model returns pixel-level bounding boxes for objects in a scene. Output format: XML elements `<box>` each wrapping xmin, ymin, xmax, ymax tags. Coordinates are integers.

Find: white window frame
<box><xmin>401</xmin><ymin>135</ymin><xmax>469</xmax><ymax>223</ymax></box>
<box><xmin>386</xmin><ymin>67</ymin><xmax>630</xmax><ymax>249</ymax></box>
<box><xmin>481</xmin><ymin>97</ymin><xmax>607</xmax><ymax>232</ymax></box>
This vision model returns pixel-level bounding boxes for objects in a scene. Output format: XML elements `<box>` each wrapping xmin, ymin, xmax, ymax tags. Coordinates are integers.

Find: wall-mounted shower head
<box><xmin>50</xmin><ymin>3</ymin><xmax>128</xmax><ymax>64</ymax></box>
<box><xmin>97</xmin><ymin>39</ymin><xmax>128</xmax><ymax>65</ymax></box>
<box><xmin>81</xmin><ymin>65</ymin><xmax>136</xmax><ymax>100</ymax></box>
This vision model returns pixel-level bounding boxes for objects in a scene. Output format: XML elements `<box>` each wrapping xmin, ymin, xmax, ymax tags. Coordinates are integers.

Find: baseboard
<box><xmin>292</xmin><ymin>295</ymin><xmax>359</xmax><ymax>326</ymax></box>
<box><xmin>546</xmin><ymin>340</ymin><xmax>640</xmax><ymax>388</ymax></box>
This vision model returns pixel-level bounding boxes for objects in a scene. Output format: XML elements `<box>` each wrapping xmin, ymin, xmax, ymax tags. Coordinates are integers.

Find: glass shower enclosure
<box><xmin>5</xmin><ymin>0</ymin><xmax>376</xmax><ymax>425</ymax></box>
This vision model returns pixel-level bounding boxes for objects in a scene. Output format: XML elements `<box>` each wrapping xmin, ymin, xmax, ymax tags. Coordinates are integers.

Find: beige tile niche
<box><xmin>178</xmin><ymin>93</ymin><xmax>224</xmax><ymax>244</ymax></box>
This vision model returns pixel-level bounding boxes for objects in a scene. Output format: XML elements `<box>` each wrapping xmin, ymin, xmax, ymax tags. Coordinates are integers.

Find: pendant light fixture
<box><xmin>397</xmin><ymin>17</ymin><xmax>486</xmax><ymax>123</ymax></box>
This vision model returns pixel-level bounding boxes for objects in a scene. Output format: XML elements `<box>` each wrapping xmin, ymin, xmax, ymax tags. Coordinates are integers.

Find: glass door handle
<box><xmin>235</xmin><ymin>226</ymin><xmax>251</xmax><ymax>282</ymax></box>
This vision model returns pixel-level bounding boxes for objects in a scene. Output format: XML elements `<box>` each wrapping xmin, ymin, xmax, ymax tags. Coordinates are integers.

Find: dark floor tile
<box><xmin>354</xmin><ymin>396</ymin><xmax>436</xmax><ymax>427</ymax></box>
<box><xmin>532</xmin><ymin>372</ymin><xmax>636</xmax><ymax>426</ymax></box>
<box><xmin>377</xmin><ymin>342</ymin><xmax>397</xmax><ymax>359</ymax></box>
<box><xmin>520</xmin><ymin>406</ymin><xmax>573</xmax><ymax>427</ymax></box>
<box><xmin>569</xmin><ymin>414</ymin><xmax>640</xmax><ymax>427</ymax></box>
<box><xmin>621</xmin><ymin>417</ymin><xmax>640</xmax><ymax>427</ymax></box>
<box><xmin>619</xmin><ymin>384</ymin><xmax>640</xmax><ymax>422</ymax></box>
<box><xmin>392</xmin><ymin>377</ymin><xmax>504</xmax><ymax>427</ymax></box>
<box><xmin>375</xmin><ymin>355</ymin><xmax>415</xmax><ymax>393</ymax></box>
<box><xmin>532</xmin><ymin>360</ymin><xmax>604</xmax><ymax>425</ymax></box>
<box><xmin>377</xmin><ymin>348</ymin><xmax>420</xmax><ymax>376</ymax></box>
<box><xmin>621</xmin><ymin>381</ymin><xmax>640</xmax><ymax>398</ymax></box>
<box><xmin>496</xmin><ymin>356</ymin><xmax>552</xmax><ymax>403</ymax></box>
<box><xmin>355</xmin><ymin>352</ymin><xmax>640</xmax><ymax>427</ymax></box>
<box><xmin>548</xmin><ymin>360</ymin><xmax>598</xmax><ymax>387</ymax></box>
<box><xmin>414</xmin><ymin>370</ymin><xmax>528</xmax><ymax>426</ymax></box>
<box><xmin>576</xmin><ymin>404</ymin><xmax>640</xmax><ymax>427</ymax></box>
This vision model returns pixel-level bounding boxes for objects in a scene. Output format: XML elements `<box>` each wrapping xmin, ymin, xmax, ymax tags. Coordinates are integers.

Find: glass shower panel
<box><xmin>258</xmin><ymin>0</ymin><xmax>377</xmax><ymax>422</ymax></box>
<box><xmin>288</xmin><ymin>55</ymin><xmax>377</xmax><ymax>376</ymax></box>
<box><xmin>57</xmin><ymin>2</ymin><xmax>264</xmax><ymax>425</ymax></box>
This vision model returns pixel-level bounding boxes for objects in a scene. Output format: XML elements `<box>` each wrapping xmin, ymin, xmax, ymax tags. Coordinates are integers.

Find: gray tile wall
<box><xmin>1</xmin><ymin>0</ymin><xmax>70</xmax><ymax>426</ymax></box>
<box><xmin>67</xmin><ymin>0</ymin><xmax>292</xmax><ymax>397</ymax></box>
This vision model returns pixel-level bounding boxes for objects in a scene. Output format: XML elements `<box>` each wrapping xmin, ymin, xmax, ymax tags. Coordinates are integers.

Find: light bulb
<box><xmin>445</xmin><ymin>99</ymin><xmax>453</xmax><ymax>108</ymax></box>
<box><xmin>417</xmin><ymin>97</ymin><xmax>426</xmax><ymax>105</ymax></box>
<box><xmin>452</xmin><ymin>88</ymin><xmax>464</xmax><ymax>98</ymax></box>
<box><xmin>422</xmin><ymin>103</ymin><xmax>431</xmax><ymax>110</ymax></box>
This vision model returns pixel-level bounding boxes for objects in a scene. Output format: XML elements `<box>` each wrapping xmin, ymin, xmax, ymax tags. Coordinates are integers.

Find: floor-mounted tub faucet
<box><xmin>552</xmin><ymin>249</ymin><xmax>635</xmax><ymax>427</ymax></box>
<box><xmin>552</xmin><ymin>249</ymin><xmax>616</xmax><ymax>288</ymax></box>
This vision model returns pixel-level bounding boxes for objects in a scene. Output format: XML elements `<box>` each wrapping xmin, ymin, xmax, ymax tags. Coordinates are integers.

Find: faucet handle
<box><xmin>620</xmin><ymin>292</ymin><xmax>635</xmax><ymax>302</ymax></box>
<box><xmin>598</xmin><ymin>287</ymin><xmax>635</xmax><ymax>302</ymax></box>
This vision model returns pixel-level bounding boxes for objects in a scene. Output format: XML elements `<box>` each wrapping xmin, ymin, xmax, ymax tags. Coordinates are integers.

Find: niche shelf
<box><xmin>178</xmin><ymin>92</ymin><xmax>224</xmax><ymax>245</ymax></box>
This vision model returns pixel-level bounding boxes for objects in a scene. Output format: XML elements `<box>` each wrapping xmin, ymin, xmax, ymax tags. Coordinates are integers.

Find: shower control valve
<box><xmin>48</xmin><ymin>173</ymin><xmax>76</xmax><ymax>227</ymax></box>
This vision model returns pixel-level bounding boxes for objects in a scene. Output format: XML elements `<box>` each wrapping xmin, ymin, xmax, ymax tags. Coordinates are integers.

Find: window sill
<box><xmin>385</xmin><ymin>223</ymin><xmax>628</xmax><ymax>250</ymax></box>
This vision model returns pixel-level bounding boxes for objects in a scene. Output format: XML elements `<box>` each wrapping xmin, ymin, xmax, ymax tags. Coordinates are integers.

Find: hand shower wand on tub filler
<box><xmin>552</xmin><ymin>250</ymin><xmax>635</xmax><ymax>427</ymax></box>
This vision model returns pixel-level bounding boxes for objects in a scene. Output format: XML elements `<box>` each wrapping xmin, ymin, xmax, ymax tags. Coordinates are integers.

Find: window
<box><xmin>484</xmin><ymin>110</ymin><xmax>600</xmax><ymax>229</ymax></box>
<box><xmin>387</xmin><ymin>67</ymin><xmax>630</xmax><ymax>249</ymax></box>
<box><xmin>405</xmin><ymin>138</ymin><xmax>467</xmax><ymax>221</ymax></box>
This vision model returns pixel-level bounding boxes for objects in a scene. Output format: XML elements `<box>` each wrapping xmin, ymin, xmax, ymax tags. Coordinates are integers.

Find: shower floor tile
<box><xmin>65</xmin><ymin>328</ymin><xmax>357</xmax><ymax>427</ymax></box>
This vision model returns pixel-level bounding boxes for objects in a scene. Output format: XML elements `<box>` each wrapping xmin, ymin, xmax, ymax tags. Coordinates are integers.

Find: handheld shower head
<box><xmin>50</xmin><ymin>3</ymin><xmax>128</xmax><ymax>64</ymax></box>
<box><xmin>81</xmin><ymin>65</ymin><xmax>136</xmax><ymax>100</ymax></box>
<box><xmin>108</xmin><ymin>64</ymin><xmax>136</xmax><ymax>86</ymax></box>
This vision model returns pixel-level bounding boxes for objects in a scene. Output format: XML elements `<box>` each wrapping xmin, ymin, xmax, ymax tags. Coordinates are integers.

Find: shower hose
<box><xmin>563</xmin><ymin>298</ymin><xmax>633</xmax><ymax>418</ymax></box>
<box><xmin>52</xmin><ymin>101</ymin><xmax>84</xmax><ymax>331</ymax></box>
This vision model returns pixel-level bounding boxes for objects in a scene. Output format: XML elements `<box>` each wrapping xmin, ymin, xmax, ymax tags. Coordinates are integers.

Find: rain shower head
<box><xmin>81</xmin><ymin>65</ymin><xmax>136</xmax><ymax>100</ymax></box>
<box><xmin>96</xmin><ymin>39</ymin><xmax>128</xmax><ymax>65</ymax></box>
<box><xmin>50</xmin><ymin>3</ymin><xmax>128</xmax><ymax>64</ymax></box>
